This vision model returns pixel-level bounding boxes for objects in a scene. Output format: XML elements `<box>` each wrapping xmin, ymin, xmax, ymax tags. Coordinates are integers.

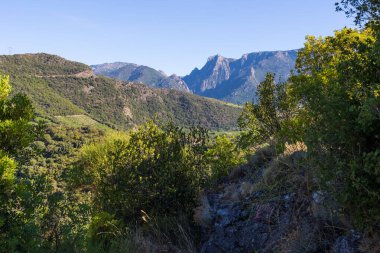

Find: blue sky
<box><xmin>1</xmin><ymin>0</ymin><xmax>354</xmax><ymax>75</ymax></box>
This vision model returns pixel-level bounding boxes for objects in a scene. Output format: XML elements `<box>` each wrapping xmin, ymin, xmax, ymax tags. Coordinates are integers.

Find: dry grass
<box><xmin>89</xmin><ymin>212</ymin><xmax>198</xmax><ymax>253</ymax></box>
<box><xmin>133</xmin><ymin>211</ymin><xmax>198</xmax><ymax>253</ymax></box>
<box><xmin>193</xmin><ymin>191</ymin><xmax>213</xmax><ymax>228</ymax></box>
<box><xmin>283</xmin><ymin>141</ymin><xmax>307</xmax><ymax>156</ymax></box>
<box><xmin>247</xmin><ymin>143</ymin><xmax>277</xmax><ymax>168</ymax></box>
<box><xmin>250</xmin><ymin>142</ymin><xmax>311</xmax><ymax>201</ymax></box>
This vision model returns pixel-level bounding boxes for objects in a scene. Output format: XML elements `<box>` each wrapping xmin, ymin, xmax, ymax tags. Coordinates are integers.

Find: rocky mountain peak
<box><xmin>241</xmin><ymin>53</ymin><xmax>249</xmax><ymax>63</ymax></box>
<box><xmin>158</xmin><ymin>70</ymin><xmax>167</xmax><ymax>77</ymax></box>
<box><xmin>199</xmin><ymin>55</ymin><xmax>231</xmax><ymax>92</ymax></box>
<box><xmin>207</xmin><ymin>54</ymin><xmax>223</xmax><ymax>62</ymax></box>
<box><xmin>157</xmin><ymin>74</ymin><xmax>190</xmax><ymax>92</ymax></box>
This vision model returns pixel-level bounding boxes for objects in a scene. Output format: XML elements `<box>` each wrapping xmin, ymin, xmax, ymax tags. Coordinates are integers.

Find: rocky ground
<box><xmin>194</xmin><ymin>144</ymin><xmax>368</xmax><ymax>253</ymax></box>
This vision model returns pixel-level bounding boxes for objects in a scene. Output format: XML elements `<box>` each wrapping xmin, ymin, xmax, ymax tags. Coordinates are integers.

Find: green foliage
<box><xmin>346</xmin><ymin>150</ymin><xmax>380</xmax><ymax>225</ymax></box>
<box><xmin>0</xmin><ymin>75</ymin><xmax>11</xmax><ymax>100</ymax></box>
<box><xmin>8</xmin><ymin>123</ymin><xmax>106</xmax><ymax>252</ymax></box>
<box><xmin>0</xmin><ymin>74</ymin><xmax>107</xmax><ymax>251</ymax></box>
<box><xmin>0</xmin><ymin>104</ymin><xmax>39</xmax><ymax>155</ymax></box>
<box><xmin>292</xmin><ymin>28</ymin><xmax>377</xmax><ymax>157</ymax></box>
<box><xmin>238</xmin><ymin>73</ymin><xmax>298</xmax><ymax>149</ymax></box>
<box><xmin>0</xmin><ymin>153</ymin><xmax>16</xmax><ymax>229</ymax></box>
<box><xmin>205</xmin><ymin>134</ymin><xmax>246</xmax><ymax>180</ymax></box>
<box><xmin>11</xmin><ymin>75</ymin><xmax>86</xmax><ymax>117</ymax></box>
<box><xmin>0</xmin><ymin>74</ymin><xmax>44</xmax><ymax>251</ymax></box>
<box><xmin>0</xmin><ymin>152</ymin><xmax>16</xmax><ymax>187</ymax></box>
<box><xmin>88</xmin><ymin>212</ymin><xmax>125</xmax><ymax>251</ymax></box>
<box><xmin>74</xmin><ymin>121</ymin><xmax>210</xmax><ymax>222</ymax></box>
<box><xmin>336</xmin><ymin>0</ymin><xmax>380</xmax><ymax>26</ymax></box>
<box><xmin>55</xmin><ymin>115</ymin><xmax>110</xmax><ymax>130</ymax></box>
<box><xmin>0</xmin><ymin>53</ymin><xmax>89</xmax><ymax>76</ymax></box>
<box><xmin>0</xmin><ymin>75</ymin><xmax>41</xmax><ymax>154</ymax></box>
<box><xmin>291</xmin><ymin>27</ymin><xmax>380</xmax><ymax>227</ymax></box>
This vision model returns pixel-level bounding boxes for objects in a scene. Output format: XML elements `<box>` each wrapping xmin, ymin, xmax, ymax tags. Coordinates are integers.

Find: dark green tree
<box><xmin>238</xmin><ymin>73</ymin><xmax>299</xmax><ymax>149</ymax></box>
<box><xmin>336</xmin><ymin>0</ymin><xmax>380</xmax><ymax>26</ymax></box>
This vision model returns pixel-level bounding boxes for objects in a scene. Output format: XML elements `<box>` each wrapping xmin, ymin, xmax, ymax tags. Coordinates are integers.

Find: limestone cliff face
<box><xmin>184</xmin><ymin>55</ymin><xmax>232</xmax><ymax>93</ymax></box>
<box><xmin>184</xmin><ymin>50</ymin><xmax>298</xmax><ymax>104</ymax></box>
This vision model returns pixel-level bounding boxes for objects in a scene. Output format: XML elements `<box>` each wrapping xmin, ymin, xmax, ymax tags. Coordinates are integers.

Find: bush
<box><xmin>205</xmin><ymin>134</ymin><xmax>245</xmax><ymax>180</ymax></box>
<box><xmin>88</xmin><ymin>212</ymin><xmax>124</xmax><ymax>249</ymax></box>
<box><xmin>75</xmin><ymin>121</ymin><xmax>210</xmax><ymax>222</ymax></box>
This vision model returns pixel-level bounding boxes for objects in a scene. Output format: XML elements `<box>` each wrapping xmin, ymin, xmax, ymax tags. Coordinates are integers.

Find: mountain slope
<box><xmin>93</xmin><ymin>50</ymin><xmax>298</xmax><ymax>104</ymax></box>
<box><xmin>92</xmin><ymin>62</ymin><xmax>190</xmax><ymax>92</ymax></box>
<box><xmin>0</xmin><ymin>53</ymin><xmax>241</xmax><ymax>130</ymax></box>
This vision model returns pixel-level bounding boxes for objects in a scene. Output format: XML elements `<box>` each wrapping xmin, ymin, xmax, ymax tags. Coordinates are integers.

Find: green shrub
<box><xmin>291</xmin><ymin>27</ymin><xmax>380</xmax><ymax>227</ymax></box>
<box><xmin>75</xmin><ymin>121</ymin><xmax>210</xmax><ymax>222</ymax></box>
<box><xmin>88</xmin><ymin>212</ymin><xmax>124</xmax><ymax>249</ymax></box>
<box><xmin>205</xmin><ymin>134</ymin><xmax>245</xmax><ymax>180</ymax></box>
<box><xmin>341</xmin><ymin>151</ymin><xmax>380</xmax><ymax>225</ymax></box>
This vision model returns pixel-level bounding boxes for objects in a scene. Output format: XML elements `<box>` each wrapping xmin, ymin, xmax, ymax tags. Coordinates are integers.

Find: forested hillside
<box><xmin>0</xmin><ymin>53</ymin><xmax>242</xmax><ymax>130</ymax></box>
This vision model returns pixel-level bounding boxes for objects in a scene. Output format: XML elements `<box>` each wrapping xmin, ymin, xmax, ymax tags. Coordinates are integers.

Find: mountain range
<box><xmin>0</xmin><ymin>53</ymin><xmax>241</xmax><ymax>130</ymax></box>
<box><xmin>92</xmin><ymin>50</ymin><xmax>298</xmax><ymax>104</ymax></box>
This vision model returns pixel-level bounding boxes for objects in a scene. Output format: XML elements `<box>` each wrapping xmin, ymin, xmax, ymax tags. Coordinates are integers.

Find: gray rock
<box><xmin>333</xmin><ymin>235</ymin><xmax>359</xmax><ymax>253</ymax></box>
<box><xmin>312</xmin><ymin>191</ymin><xmax>325</xmax><ymax>204</ymax></box>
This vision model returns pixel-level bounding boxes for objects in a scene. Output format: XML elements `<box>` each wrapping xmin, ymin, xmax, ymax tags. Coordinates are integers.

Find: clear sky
<box><xmin>1</xmin><ymin>0</ymin><xmax>354</xmax><ymax>75</ymax></box>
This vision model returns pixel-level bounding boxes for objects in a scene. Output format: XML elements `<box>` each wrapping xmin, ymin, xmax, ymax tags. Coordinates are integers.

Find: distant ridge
<box><xmin>93</xmin><ymin>49</ymin><xmax>298</xmax><ymax>104</ymax></box>
<box><xmin>92</xmin><ymin>62</ymin><xmax>190</xmax><ymax>92</ymax></box>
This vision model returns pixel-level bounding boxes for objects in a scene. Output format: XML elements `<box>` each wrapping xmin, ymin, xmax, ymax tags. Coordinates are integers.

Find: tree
<box><xmin>238</xmin><ymin>73</ymin><xmax>299</xmax><ymax>149</ymax></box>
<box><xmin>336</xmin><ymin>0</ymin><xmax>380</xmax><ymax>26</ymax></box>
